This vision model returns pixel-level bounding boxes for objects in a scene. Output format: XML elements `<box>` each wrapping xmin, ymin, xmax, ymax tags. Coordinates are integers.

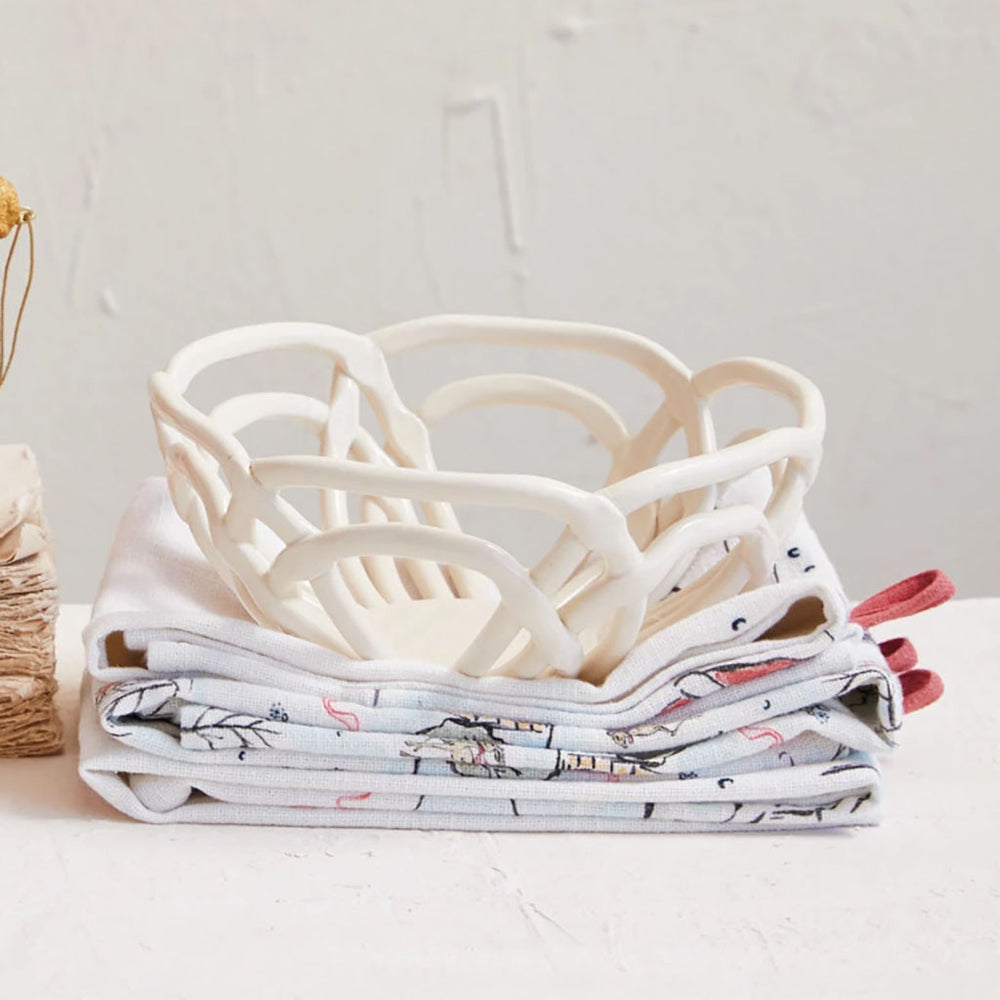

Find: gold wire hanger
<box><xmin>0</xmin><ymin>175</ymin><xmax>36</xmax><ymax>391</ymax></box>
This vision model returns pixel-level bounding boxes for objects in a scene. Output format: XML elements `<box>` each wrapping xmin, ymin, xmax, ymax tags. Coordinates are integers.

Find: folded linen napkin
<box><xmin>0</xmin><ymin>444</ymin><xmax>61</xmax><ymax>757</ymax></box>
<box><xmin>79</xmin><ymin>478</ymin><xmax>923</xmax><ymax>830</ymax></box>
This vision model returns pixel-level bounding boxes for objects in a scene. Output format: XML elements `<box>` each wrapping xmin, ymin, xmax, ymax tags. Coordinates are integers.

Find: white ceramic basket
<box><xmin>149</xmin><ymin>315</ymin><xmax>824</xmax><ymax>681</ymax></box>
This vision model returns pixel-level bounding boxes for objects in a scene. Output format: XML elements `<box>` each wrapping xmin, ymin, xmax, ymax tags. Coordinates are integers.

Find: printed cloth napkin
<box><xmin>78</xmin><ymin>478</ymin><xmax>947</xmax><ymax>831</ymax></box>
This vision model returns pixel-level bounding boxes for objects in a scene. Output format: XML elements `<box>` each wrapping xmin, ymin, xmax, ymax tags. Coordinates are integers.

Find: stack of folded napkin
<box><xmin>78</xmin><ymin>478</ymin><xmax>950</xmax><ymax>830</ymax></box>
<box><xmin>0</xmin><ymin>445</ymin><xmax>62</xmax><ymax>757</ymax></box>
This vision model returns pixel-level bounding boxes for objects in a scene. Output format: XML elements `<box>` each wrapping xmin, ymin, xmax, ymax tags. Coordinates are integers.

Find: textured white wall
<box><xmin>1</xmin><ymin>0</ymin><xmax>997</xmax><ymax>600</ymax></box>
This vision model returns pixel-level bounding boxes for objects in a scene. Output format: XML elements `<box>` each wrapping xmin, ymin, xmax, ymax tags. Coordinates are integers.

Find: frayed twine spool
<box><xmin>0</xmin><ymin>175</ymin><xmax>35</xmax><ymax>390</ymax></box>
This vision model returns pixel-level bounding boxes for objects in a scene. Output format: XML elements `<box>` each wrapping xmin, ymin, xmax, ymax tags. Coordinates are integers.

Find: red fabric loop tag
<box><xmin>878</xmin><ymin>637</ymin><xmax>919</xmax><ymax>674</ymax></box>
<box><xmin>850</xmin><ymin>570</ymin><xmax>956</xmax><ymax>630</ymax></box>
<box><xmin>899</xmin><ymin>669</ymin><xmax>945</xmax><ymax>714</ymax></box>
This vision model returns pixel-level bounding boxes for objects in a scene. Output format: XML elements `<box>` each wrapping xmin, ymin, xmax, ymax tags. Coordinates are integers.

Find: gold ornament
<box><xmin>0</xmin><ymin>174</ymin><xmax>35</xmax><ymax>390</ymax></box>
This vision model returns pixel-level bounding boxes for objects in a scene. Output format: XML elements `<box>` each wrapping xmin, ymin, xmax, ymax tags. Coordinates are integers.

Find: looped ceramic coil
<box><xmin>149</xmin><ymin>315</ymin><xmax>824</xmax><ymax>681</ymax></box>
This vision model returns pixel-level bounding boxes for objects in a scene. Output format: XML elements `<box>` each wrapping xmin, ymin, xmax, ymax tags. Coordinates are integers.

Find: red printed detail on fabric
<box><xmin>737</xmin><ymin>725</ymin><xmax>784</xmax><ymax>747</ymax></box>
<box><xmin>657</xmin><ymin>697</ymin><xmax>692</xmax><ymax>716</ymax></box>
<box><xmin>711</xmin><ymin>658</ymin><xmax>796</xmax><ymax>686</ymax></box>
<box><xmin>335</xmin><ymin>791</ymin><xmax>373</xmax><ymax>809</ymax></box>
<box><xmin>321</xmin><ymin>698</ymin><xmax>360</xmax><ymax>731</ymax></box>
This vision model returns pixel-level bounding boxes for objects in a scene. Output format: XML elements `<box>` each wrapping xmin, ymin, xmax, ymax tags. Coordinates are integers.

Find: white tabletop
<box><xmin>1</xmin><ymin>600</ymin><xmax>997</xmax><ymax>998</ymax></box>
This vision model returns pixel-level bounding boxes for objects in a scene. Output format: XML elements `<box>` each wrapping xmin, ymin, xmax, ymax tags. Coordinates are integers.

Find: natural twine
<box><xmin>0</xmin><ymin>175</ymin><xmax>35</xmax><ymax>390</ymax></box>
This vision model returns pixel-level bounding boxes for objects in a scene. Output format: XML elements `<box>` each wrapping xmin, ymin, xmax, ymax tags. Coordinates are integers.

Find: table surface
<box><xmin>1</xmin><ymin>600</ymin><xmax>997</xmax><ymax>998</ymax></box>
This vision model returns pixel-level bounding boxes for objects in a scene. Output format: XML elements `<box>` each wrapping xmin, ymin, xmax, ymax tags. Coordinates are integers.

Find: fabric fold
<box><xmin>79</xmin><ymin>478</ymin><xmax>931</xmax><ymax>831</ymax></box>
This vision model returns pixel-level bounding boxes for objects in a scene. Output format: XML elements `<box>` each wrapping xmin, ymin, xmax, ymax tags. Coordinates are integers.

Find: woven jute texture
<box><xmin>0</xmin><ymin>444</ymin><xmax>62</xmax><ymax>757</ymax></box>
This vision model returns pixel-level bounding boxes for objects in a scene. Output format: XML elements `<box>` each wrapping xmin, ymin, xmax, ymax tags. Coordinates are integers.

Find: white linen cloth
<box><xmin>79</xmin><ymin>479</ymin><xmax>901</xmax><ymax>830</ymax></box>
